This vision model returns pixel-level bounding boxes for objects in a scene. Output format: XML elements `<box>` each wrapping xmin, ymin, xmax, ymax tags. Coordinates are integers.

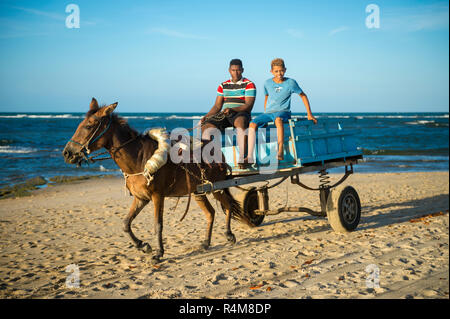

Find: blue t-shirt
<box><xmin>264</xmin><ymin>77</ymin><xmax>303</xmax><ymax>113</ymax></box>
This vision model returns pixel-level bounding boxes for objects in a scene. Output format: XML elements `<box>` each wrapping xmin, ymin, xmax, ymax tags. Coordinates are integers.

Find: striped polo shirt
<box><xmin>217</xmin><ymin>78</ymin><xmax>256</xmax><ymax>110</ymax></box>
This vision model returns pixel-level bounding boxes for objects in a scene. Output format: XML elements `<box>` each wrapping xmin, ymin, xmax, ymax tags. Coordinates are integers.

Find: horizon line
<box><xmin>0</xmin><ymin>110</ymin><xmax>448</xmax><ymax>114</ymax></box>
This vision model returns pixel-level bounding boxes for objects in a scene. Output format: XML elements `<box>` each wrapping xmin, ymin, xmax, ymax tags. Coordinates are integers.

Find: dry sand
<box><xmin>0</xmin><ymin>171</ymin><xmax>448</xmax><ymax>299</ymax></box>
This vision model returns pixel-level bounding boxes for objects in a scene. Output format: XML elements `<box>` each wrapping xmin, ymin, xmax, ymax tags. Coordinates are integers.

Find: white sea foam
<box><xmin>322</xmin><ymin>115</ymin><xmax>351</xmax><ymax>119</ymax></box>
<box><xmin>165</xmin><ymin>115</ymin><xmax>203</xmax><ymax>120</ymax></box>
<box><xmin>405</xmin><ymin>120</ymin><xmax>436</xmax><ymax>125</ymax></box>
<box><xmin>0</xmin><ymin>114</ymin><xmax>28</xmax><ymax>118</ymax></box>
<box><xmin>0</xmin><ymin>114</ymin><xmax>82</xmax><ymax>119</ymax></box>
<box><xmin>0</xmin><ymin>145</ymin><xmax>38</xmax><ymax>154</ymax></box>
<box><xmin>352</xmin><ymin>114</ymin><xmax>448</xmax><ymax>119</ymax></box>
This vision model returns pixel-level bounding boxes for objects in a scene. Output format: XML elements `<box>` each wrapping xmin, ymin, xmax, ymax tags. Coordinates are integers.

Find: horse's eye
<box><xmin>84</xmin><ymin>121</ymin><xmax>97</xmax><ymax>129</ymax></box>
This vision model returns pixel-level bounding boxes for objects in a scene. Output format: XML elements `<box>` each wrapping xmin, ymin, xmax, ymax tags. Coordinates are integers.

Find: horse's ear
<box><xmin>99</xmin><ymin>102</ymin><xmax>118</xmax><ymax>117</ymax></box>
<box><xmin>89</xmin><ymin>98</ymin><xmax>99</xmax><ymax>111</ymax></box>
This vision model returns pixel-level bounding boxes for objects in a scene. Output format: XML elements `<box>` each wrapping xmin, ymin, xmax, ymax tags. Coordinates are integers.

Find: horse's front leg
<box><xmin>123</xmin><ymin>197</ymin><xmax>151</xmax><ymax>253</ymax></box>
<box><xmin>151</xmin><ymin>193</ymin><xmax>164</xmax><ymax>264</ymax></box>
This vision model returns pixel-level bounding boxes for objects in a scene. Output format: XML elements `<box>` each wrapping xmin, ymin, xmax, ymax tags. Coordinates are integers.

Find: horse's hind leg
<box><xmin>151</xmin><ymin>193</ymin><xmax>165</xmax><ymax>264</ymax></box>
<box><xmin>194</xmin><ymin>194</ymin><xmax>215</xmax><ymax>250</ymax></box>
<box><xmin>212</xmin><ymin>190</ymin><xmax>236</xmax><ymax>245</ymax></box>
<box><xmin>123</xmin><ymin>197</ymin><xmax>152</xmax><ymax>253</ymax></box>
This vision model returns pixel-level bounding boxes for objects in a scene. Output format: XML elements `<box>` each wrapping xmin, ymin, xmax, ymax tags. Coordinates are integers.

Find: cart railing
<box><xmin>196</xmin><ymin>156</ymin><xmax>361</xmax><ymax>194</ymax></box>
<box><xmin>221</xmin><ymin>118</ymin><xmax>363</xmax><ymax>173</ymax></box>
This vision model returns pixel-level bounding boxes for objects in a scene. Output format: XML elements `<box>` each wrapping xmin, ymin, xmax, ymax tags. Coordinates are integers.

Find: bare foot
<box><xmin>278</xmin><ymin>145</ymin><xmax>284</xmax><ymax>161</ymax></box>
<box><xmin>238</xmin><ymin>157</ymin><xmax>254</xmax><ymax>169</ymax></box>
<box><xmin>245</xmin><ymin>157</ymin><xmax>254</xmax><ymax>164</ymax></box>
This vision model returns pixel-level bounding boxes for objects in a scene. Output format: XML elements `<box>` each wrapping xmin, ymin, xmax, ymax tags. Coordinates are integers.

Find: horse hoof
<box><xmin>226</xmin><ymin>233</ymin><xmax>236</xmax><ymax>245</ymax></box>
<box><xmin>151</xmin><ymin>256</ymin><xmax>161</xmax><ymax>264</ymax></box>
<box><xmin>140</xmin><ymin>243</ymin><xmax>152</xmax><ymax>254</ymax></box>
<box><xmin>199</xmin><ymin>241</ymin><xmax>210</xmax><ymax>251</ymax></box>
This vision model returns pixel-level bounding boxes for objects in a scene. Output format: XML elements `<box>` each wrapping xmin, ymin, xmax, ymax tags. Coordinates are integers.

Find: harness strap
<box><xmin>69</xmin><ymin>113</ymin><xmax>113</xmax><ymax>155</ymax></box>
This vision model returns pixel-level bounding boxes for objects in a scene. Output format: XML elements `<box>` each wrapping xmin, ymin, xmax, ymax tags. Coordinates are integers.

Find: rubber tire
<box><xmin>326</xmin><ymin>185</ymin><xmax>361</xmax><ymax>233</ymax></box>
<box><xmin>234</xmin><ymin>188</ymin><xmax>265</xmax><ymax>227</ymax></box>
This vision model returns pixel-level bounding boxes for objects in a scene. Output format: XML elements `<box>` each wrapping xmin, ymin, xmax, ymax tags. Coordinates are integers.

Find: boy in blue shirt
<box><xmin>245</xmin><ymin>58</ymin><xmax>317</xmax><ymax>164</ymax></box>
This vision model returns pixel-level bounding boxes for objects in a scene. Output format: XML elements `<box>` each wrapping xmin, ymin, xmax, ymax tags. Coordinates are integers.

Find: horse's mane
<box><xmin>112</xmin><ymin>113</ymin><xmax>140</xmax><ymax>137</ymax></box>
<box><xmin>86</xmin><ymin>105</ymin><xmax>140</xmax><ymax>137</ymax></box>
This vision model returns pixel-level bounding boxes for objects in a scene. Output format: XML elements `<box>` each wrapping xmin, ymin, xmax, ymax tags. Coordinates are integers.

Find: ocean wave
<box><xmin>98</xmin><ymin>165</ymin><xmax>119</xmax><ymax>172</ymax></box>
<box><xmin>362</xmin><ymin>154</ymin><xmax>449</xmax><ymax>163</ymax></box>
<box><xmin>293</xmin><ymin>114</ymin><xmax>448</xmax><ymax>120</ymax></box>
<box><xmin>124</xmin><ymin>115</ymin><xmax>202</xmax><ymax>120</ymax></box>
<box><xmin>320</xmin><ymin>115</ymin><xmax>351</xmax><ymax>119</ymax></box>
<box><xmin>404</xmin><ymin>120</ymin><xmax>448</xmax><ymax>127</ymax></box>
<box><xmin>0</xmin><ymin>114</ymin><xmax>28</xmax><ymax>118</ymax></box>
<box><xmin>0</xmin><ymin>145</ymin><xmax>38</xmax><ymax>154</ymax></box>
<box><xmin>2</xmin><ymin>113</ymin><xmax>447</xmax><ymax>120</ymax></box>
<box><xmin>123</xmin><ymin>115</ymin><xmax>162</xmax><ymax>120</ymax></box>
<box><xmin>0</xmin><ymin>114</ymin><xmax>82</xmax><ymax>119</ymax></box>
<box><xmin>292</xmin><ymin>115</ymin><xmax>352</xmax><ymax>119</ymax></box>
<box><xmin>165</xmin><ymin>115</ymin><xmax>203</xmax><ymax>120</ymax></box>
<box><xmin>363</xmin><ymin>148</ymin><xmax>449</xmax><ymax>156</ymax></box>
<box><xmin>405</xmin><ymin>120</ymin><xmax>435</xmax><ymax>125</ymax></box>
<box><xmin>354</xmin><ymin>114</ymin><xmax>449</xmax><ymax>119</ymax></box>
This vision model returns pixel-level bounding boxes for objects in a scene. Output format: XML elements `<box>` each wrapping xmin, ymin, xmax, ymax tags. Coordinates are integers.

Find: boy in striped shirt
<box><xmin>201</xmin><ymin>59</ymin><xmax>256</xmax><ymax>166</ymax></box>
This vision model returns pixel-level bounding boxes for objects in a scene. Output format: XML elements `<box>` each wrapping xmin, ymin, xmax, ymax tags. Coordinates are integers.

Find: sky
<box><xmin>0</xmin><ymin>0</ymin><xmax>448</xmax><ymax>113</ymax></box>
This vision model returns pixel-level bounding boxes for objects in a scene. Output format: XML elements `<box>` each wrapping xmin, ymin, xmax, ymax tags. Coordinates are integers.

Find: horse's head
<box><xmin>63</xmin><ymin>98</ymin><xmax>117</xmax><ymax>165</ymax></box>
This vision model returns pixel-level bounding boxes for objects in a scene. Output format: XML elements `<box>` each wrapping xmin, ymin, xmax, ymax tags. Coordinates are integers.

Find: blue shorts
<box><xmin>250</xmin><ymin>111</ymin><xmax>291</xmax><ymax>127</ymax></box>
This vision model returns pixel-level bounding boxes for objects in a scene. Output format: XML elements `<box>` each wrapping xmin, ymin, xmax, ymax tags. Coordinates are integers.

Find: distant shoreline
<box><xmin>1</xmin><ymin>153</ymin><xmax>449</xmax><ymax>199</ymax></box>
<box><xmin>0</xmin><ymin>174</ymin><xmax>114</xmax><ymax>200</ymax></box>
<box><xmin>1</xmin><ymin>111</ymin><xmax>449</xmax><ymax>115</ymax></box>
<box><xmin>1</xmin><ymin>169</ymin><xmax>449</xmax><ymax>200</ymax></box>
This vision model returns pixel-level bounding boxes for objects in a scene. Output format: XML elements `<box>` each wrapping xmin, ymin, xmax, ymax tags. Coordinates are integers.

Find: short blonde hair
<box><xmin>271</xmin><ymin>58</ymin><xmax>286</xmax><ymax>69</ymax></box>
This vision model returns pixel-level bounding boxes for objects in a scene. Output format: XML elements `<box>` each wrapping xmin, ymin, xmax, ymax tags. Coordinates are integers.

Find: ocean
<box><xmin>0</xmin><ymin>112</ymin><xmax>448</xmax><ymax>188</ymax></box>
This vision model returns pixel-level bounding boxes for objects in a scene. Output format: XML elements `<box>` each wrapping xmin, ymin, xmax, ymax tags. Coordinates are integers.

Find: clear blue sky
<box><xmin>0</xmin><ymin>0</ymin><xmax>448</xmax><ymax>113</ymax></box>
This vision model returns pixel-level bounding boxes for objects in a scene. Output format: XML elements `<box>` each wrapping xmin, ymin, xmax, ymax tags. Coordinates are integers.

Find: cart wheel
<box><xmin>326</xmin><ymin>185</ymin><xmax>361</xmax><ymax>233</ymax></box>
<box><xmin>234</xmin><ymin>188</ymin><xmax>265</xmax><ymax>227</ymax></box>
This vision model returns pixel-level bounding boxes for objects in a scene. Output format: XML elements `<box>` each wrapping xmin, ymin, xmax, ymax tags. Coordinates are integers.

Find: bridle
<box><xmin>68</xmin><ymin>113</ymin><xmax>138</xmax><ymax>165</ymax></box>
<box><xmin>69</xmin><ymin>113</ymin><xmax>113</xmax><ymax>155</ymax></box>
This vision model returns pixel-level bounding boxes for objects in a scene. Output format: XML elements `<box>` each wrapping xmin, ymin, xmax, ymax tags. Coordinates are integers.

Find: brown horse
<box><xmin>62</xmin><ymin>98</ymin><xmax>244</xmax><ymax>263</ymax></box>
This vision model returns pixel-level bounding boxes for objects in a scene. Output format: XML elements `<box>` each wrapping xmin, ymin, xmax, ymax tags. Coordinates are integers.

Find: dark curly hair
<box><xmin>229</xmin><ymin>58</ymin><xmax>243</xmax><ymax>68</ymax></box>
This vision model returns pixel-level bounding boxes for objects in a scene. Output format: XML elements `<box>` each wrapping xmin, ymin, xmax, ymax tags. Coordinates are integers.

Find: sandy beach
<box><xmin>0</xmin><ymin>171</ymin><xmax>448</xmax><ymax>299</ymax></box>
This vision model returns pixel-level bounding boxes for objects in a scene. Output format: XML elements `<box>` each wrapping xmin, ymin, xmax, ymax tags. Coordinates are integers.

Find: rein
<box><xmin>68</xmin><ymin>113</ymin><xmax>113</xmax><ymax>165</ymax></box>
<box><xmin>186</xmin><ymin>111</ymin><xmax>227</xmax><ymax>132</ymax></box>
<box><xmin>68</xmin><ymin>113</ymin><xmax>139</xmax><ymax>166</ymax></box>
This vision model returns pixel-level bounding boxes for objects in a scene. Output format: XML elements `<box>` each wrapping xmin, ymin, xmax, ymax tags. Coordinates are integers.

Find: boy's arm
<box><xmin>201</xmin><ymin>96</ymin><xmax>224</xmax><ymax>122</ymax></box>
<box><xmin>300</xmin><ymin>92</ymin><xmax>317</xmax><ymax>124</ymax></box>
<box><xmin>264</xmin><ymin>95</ymin><xmax>268</xmax><ymax>112</ymax></box>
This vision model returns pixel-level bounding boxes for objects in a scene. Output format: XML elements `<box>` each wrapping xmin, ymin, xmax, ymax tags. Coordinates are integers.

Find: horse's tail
<box><xmin>222</xmin><ymin>188</ymin><xmax>255</xmax><ymax>227</ymax></box>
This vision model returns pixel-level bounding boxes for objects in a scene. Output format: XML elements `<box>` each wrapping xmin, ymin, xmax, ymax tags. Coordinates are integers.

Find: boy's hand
<box><xmin>308</xmin><ymin>114</ymin><xmax>318</xmax><ymax>124</ymax></box>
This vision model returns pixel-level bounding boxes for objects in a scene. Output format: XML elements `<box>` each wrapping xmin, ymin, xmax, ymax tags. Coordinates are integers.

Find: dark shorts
<box><xmin>203</xmin><ymin>110</ymin><xmax>251</xmax><ymax>132</ymax></box>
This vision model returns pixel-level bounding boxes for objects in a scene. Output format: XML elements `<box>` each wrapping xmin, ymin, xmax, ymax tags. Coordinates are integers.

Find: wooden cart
<box><xmin>196</xmin><ymin>118</ymin><xmax>363</xmax><ymax>233</ymax></box>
